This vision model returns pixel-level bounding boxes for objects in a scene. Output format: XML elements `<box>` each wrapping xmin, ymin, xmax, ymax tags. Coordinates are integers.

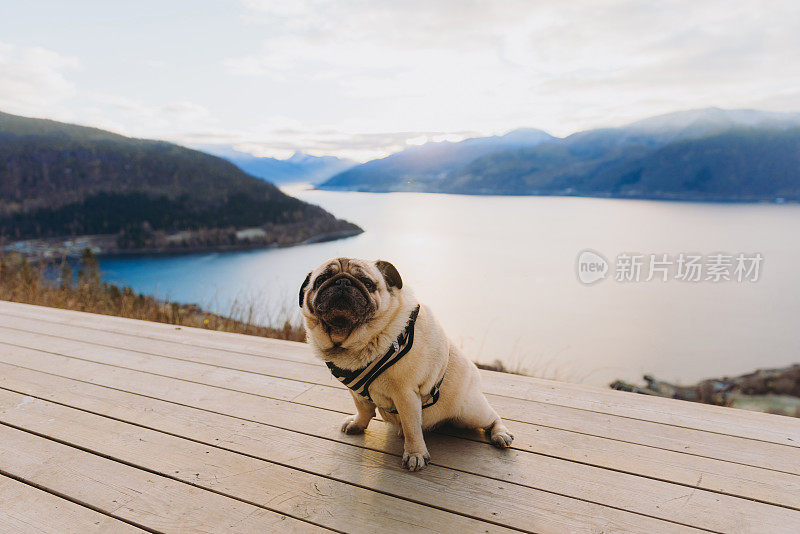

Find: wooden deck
<box><xmin>0</xmin><ymin>301</ymin><xmax>797</xmax><ymax>533</ymax></box>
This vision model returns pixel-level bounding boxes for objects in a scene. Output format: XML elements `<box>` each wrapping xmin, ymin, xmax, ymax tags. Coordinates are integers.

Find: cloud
<box><xmin>62</xmin><ymin>93</ymin><xmax>220</xmax><ymax>144</ymax></box>
<box><xmin>144</xmin><ymin>59</ymin><xmax>166</xmax><ymax>69</ymax></box>
<box><xmin>0</xmin><ymin>41</ymin><xmax>215</xmax><ymax>144</ymax></box>
<box><xmin>225</xmin><ymin>0</ymin><xmax>800</xmax><ymax>142</ymax></box>
<box><xmin>3</xmin><ymin>2</ymin><xmax>800</xmax><ymax>161</ymax></box>
<box><xmin>162</xmin><ymin>101</ymin><xmax>211</xmax><ymax>120</ymax></box>
<box><xmin>0</xmin><ymin>42</ymin><xmax>80</xmax><ymax>114</ymax></box>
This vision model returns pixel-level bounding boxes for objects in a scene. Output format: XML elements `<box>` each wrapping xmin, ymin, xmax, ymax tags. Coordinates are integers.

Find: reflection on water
<box><xmin>99</xmin><ymin>185</ymin><xmax>800</xmax><ymax>386</ymax></box>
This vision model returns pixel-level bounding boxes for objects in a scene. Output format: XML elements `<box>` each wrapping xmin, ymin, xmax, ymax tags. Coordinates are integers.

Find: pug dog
<box><xmin>300</xmin><ymin>257</ymin><xmax>513</xmax><ymax>471</ymax></box>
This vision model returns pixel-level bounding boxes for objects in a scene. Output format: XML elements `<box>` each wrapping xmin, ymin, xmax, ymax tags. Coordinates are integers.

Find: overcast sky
<box><xmin>1</xmin><ymin>0</ymin><xmax>799</xmax><ymax>161</ymax></box>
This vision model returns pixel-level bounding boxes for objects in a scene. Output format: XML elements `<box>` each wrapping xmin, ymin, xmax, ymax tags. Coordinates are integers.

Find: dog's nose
<box><xmin>335</xmin><ymin>277</ymin><xmax>351</xmax><ymax>287</ymax></box>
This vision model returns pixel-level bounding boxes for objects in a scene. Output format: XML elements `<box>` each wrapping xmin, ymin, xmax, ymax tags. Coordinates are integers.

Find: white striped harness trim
<box><xmin>325</xmin><ymin>305</ymin><xmax>444</xmax><ymax>414</ymax></box>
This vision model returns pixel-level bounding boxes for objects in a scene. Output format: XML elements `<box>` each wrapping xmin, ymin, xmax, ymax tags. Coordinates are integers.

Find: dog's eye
<box><xmin>361</xmin><ymin>278</ymin><xmax>376</xmax><ymax>291</ymax></box>
<box><xmin>313</xmin><ymin>274</ymin><xmax>331</xmax><ymax>289</ymax></box>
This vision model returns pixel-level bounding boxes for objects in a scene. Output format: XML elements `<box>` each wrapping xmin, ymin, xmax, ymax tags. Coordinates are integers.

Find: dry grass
<box><xmin>0</xmin><ymin>249</ymin><xmax>305</xmax><ymax>341</ymax></box>
<box><xmin>468</xmin><ymin>336</ymin><xmax>592</xmax><ymax>382</ymax></box>
<box><xmin>473</xmin><ymin>355</ymin><xmax>590</xmax><ymax>382</ymax></box>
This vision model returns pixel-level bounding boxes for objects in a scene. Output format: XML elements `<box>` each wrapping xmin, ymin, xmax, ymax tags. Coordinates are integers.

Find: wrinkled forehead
<box><xmin>314</xmin><ymin>257</ymin><xmax>376</xmax><ymax>278</ymax></box>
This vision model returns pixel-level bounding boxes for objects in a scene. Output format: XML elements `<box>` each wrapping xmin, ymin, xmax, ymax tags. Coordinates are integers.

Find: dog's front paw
<box><xmin>401</xmin><ymin>450</ymin><xmax>430</xmax><ymax>471</ymax></box>
<box><xmin>340</xmin><ymin>415</ymin><xmax>366</xmax><ymax>434</ymax></box>
<box><xmin>491</xmin><ymin>428</ymin><xmax>514</xmax><ymax>448</ymax></box>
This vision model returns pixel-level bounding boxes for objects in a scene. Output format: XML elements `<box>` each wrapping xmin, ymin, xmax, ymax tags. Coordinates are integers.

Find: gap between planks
<box><xmin>0</xmin><ymin>355</ymin><xmax>798</xmax><ymax>533</ymax></box>
<box><xmin>0</xmin><ymin>303</ymin><xmax>796</xmax><ymax>449</ymax></box>
<box><xmin>0</xmin><ymin>425</ymin><xmax>329</xmax><ymax>534</ymax></box>
<box><xmin>0</xmin><ymin>330</ymin><xmax>798</xmax><ymax>482</ymax></box>
<box><xmin>0</xmin><ymin>370</ymin><xmax>711</xmax><ymax>534</ymax></box>
<box><xmin>0</xmin><ymin>472</ymin><xmax>150</xmax><ymax>534</ymax></box>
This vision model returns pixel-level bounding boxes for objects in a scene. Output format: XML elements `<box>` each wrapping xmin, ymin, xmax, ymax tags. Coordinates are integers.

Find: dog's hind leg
<box><xmin>457</xmin><ymin>390</ymin><xmax>515</xmax><ymax>448</ymax></box>
<box><xmin>486</xmin><ymin>416</ymin><xmax>514</xmax><ymax>448</ymax></box>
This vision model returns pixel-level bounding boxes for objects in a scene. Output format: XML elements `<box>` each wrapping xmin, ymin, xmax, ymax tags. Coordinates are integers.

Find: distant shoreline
<box><xmin>4</xmin><ymin>228</ymin><xmax>364</xmax><ymax>262</ymax></box>
<box><xmin>96</xmin><ymin>229</ymin><xmax>363</xmax><ymax>259</ymax></box>
<box><xmin>314</xmin><ymin>186</ymin><xmax>799</xmax><ymax>204</ymax></box>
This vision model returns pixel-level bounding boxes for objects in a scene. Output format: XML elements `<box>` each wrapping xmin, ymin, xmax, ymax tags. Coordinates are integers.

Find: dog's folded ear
<box><xmin>376</xmin><ymin>260</ymin><xmax>402</xmax><ymax>290</ymax></box>
<box><xmin>299</xmin><ymin>272</ymin><xmax>312</xmax><ymax>307</ymax></box>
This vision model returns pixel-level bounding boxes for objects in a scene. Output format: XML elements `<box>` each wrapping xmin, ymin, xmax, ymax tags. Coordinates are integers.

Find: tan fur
<box><xmin>301</xmin><ymin>257</ymin><xmax>513</xmax><ymax>471</ymax></box>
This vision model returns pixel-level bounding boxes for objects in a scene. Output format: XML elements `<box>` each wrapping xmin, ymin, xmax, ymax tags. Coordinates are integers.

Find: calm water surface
<box><xmin>99</xmin><ymin>185</ymin><xmax>800</xmax><ymax>386</ymax></box>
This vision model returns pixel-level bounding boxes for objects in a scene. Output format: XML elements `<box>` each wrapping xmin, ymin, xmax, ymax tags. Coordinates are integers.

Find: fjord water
<box><xmin>99</xmin><ymin>186</ymin><xmax>800</xmax><ymax>387</ymax></box>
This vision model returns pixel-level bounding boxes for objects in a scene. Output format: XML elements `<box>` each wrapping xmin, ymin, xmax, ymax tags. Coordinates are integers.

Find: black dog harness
<box><xmin>325</xmin><ymin>305</ymin><xmax>445</xmax><ymax>414</ymax></box>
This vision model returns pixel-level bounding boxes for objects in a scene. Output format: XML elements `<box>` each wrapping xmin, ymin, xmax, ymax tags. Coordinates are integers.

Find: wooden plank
<box><xmin>477</xmin><ymin>369</ymin><xmax>800</xmax><ymax>446</ymax></box>
<box><xmin>1</xmin><ymin>355</ymin><xmax>798</xmax><ymax>532</ymax></box>
<box><xmin>293</xmin><ymin>385</ymin><xmax>800</xmax><ymax>505</ymax></box>
<box><xmin>0</xmin><ymin>474</ymin><xmax>146</xmax><ymax>534</ymax></box>
<box><xmin>0</xmin><ymin>425</ymin><xmax>327</xmax><ymax>533</ymax></box>
<box><xmin>0</xmin><ymin>300</ymin><xmax>318</xmax><ymax>361</ymax></box>
<box><xmin>0</xmin><ymin>315</ymin><xmax>337</xmax><ymax>384</ymax></box>
<box><xmin>475</xmin><ymin>393</ymin><xmax>800</xmax><ymax>476</ymax></box>
<box><xmin>20</xmin><ymin>312</ymin><xmax>800</xmax><ymax>452</ymax></box>
<box><xmin>0</xmin><ymin>364</ymin><xmax>704</xmax><ymax>534</ymax></box>
<box><xmin>0</xmin><ymin>326</ymin><xmax>316</xmax><ymax>402</ymax></box>
<box><xmin>7</xmin><ymin>299</ymin><xmax>797</xmax><ymax>446</ymax></box>
<box><xmin>2</xmin><ymin>330</ymin><xmax>798</xmax><ymax>479</ymax></box>
<box><xmin>2</xmin><ymin>303</ymin><xmax>798</xmax><ymax>447</ymax></box>
<box><xmin>0</xmin><ymin>389</ymin><xmax>516</xmax><ymax>534</ymax></box>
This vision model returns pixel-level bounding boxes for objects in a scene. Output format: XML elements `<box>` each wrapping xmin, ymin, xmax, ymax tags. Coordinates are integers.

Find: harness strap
<box><xmin>325</xmin><ymin>304</ymin><xmax>445</xmax><ymax>412</ymax></box>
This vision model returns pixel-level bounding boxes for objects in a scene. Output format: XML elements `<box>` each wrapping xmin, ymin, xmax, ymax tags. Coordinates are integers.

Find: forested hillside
<box><xmin>0</xmin><ymin>112</ymin><xmax>360</xmax><ymax>251</ymax></box>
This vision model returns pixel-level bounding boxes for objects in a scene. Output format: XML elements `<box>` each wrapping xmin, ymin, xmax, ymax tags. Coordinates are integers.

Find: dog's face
<box><xmin>300</xmin><ymin>257</ymin><xmax>403</xmax><ymax>348</ymax></box>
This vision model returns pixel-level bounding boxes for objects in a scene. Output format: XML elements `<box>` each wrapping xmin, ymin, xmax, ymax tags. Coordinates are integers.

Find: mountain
<box><xmin>442</xmin><ymin>126</ymin><xmax>800</xmax><ymax>200</ymax></box>
<box><xmin>315</xmin><ymin>107</ymin><xmax>800</xmax><ymax>201</ymax></box>
<box><xmin>316</xmin><ymin>128</ymin><xmax>555</xmax><ymax>192</ymax></box>
<box><xmin>0</xmin><ymin>111</ymin><xmax>361</xmax><ymax>253</ymax></box>
<box><xmin>624</xmin><ymin>108</ymin><xmax>800</xmax><ymax>140</ymax></box>
<box><xmin>556</xmin><ymin>108</ymin><xmax>800</xmax><ymax>152</ymax></box>
<box><xmin>197</xmin><ymin>145</ymin><xmax>355</xmax><ymax>185</ymax></box>
<box><xmin>433</xmin><ymin>108</ymin><xmax>800</xmax><ymax>201</ymax></box>
<box><xmin>438</xmin><ymin>108</ymin><xmax>800</xmax><ymax>201</ymax></box>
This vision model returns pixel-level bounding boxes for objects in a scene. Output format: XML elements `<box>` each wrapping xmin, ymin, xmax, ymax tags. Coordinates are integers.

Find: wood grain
<box><xmin>1</xmin><ymin>302</ymin><xmax>797</xmax><ymax>447</ymax></box>
<box><xmin>0</xmin><ymin>388</ymin><xmax>516</xmax><ymax>534</ymax></box>
<box><xmin>2</xmin><ymin>301</ymin><xmax>799</xmax><ymax>533</ymax></box>
<box><xmin>0</xmin><ymin>425</ymin><xmax>328</xmax><ymax>533</ymax></box>
<box><xmin>0</xmin><ymin>363</ymin><xmax>705</xmax><ymax>534</ymax></box>
<box><xmin>0</xmin><ymin>474</ymin><xmax>146</xmax><ymax>534</ymax></box>
<box><xmin>1</xmin><ymin>353</ymin><xmax>798</xmax><ymax>532</ymax></box>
